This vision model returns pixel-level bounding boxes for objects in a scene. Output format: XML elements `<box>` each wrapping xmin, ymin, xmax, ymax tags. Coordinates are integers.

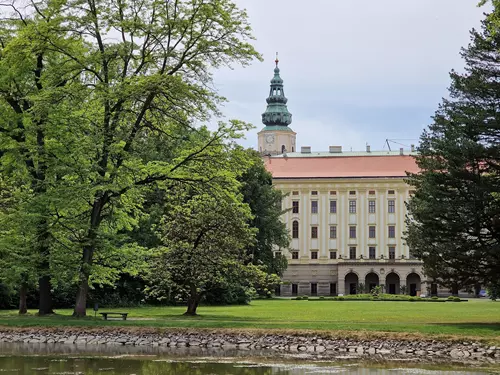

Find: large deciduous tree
<box><xmin>406</xmin><ymin>7</ymin><xmax>500</xmax><ymax>288</ymax></box>
<box><xmin>1</xmin><ymin>0</ymin><xmax>260</xmax><ymax>316</ymax></box>
<box><xmin>148</xmin><ymin>189</ymin><xmax>256</xmax><ymax>315</ymax></box>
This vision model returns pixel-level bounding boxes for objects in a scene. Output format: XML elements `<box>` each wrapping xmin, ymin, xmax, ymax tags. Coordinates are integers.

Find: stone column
<box><xmin>338</xmin><ymin>277</ymin><xmax>346</xmax><ymax>295</ymax></box>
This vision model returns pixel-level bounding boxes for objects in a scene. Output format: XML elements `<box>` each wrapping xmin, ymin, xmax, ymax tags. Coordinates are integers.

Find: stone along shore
<box><xmin>0</xmin><ymin>328</ymin><xmax>499</xmax><ymax>363</ymax></box>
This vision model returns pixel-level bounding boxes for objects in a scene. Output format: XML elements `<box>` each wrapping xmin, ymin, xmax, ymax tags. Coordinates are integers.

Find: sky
<box><xmin>212</xmin><ymin>0</ymin><xmax>488</xmax><ymax>152</ymax></box>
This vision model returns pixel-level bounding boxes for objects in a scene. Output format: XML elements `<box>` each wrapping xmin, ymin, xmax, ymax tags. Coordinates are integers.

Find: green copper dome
<box><xmin>261</xmin><ymin>57</ymin><xmax>292</xmax><ymax>127</ymax></box>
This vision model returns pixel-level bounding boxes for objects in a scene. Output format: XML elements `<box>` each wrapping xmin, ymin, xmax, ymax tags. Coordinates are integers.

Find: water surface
<box><xmin>0</xmin><ymin>342</ymin><xmax>496</xmax><ymax>375</ymax></box>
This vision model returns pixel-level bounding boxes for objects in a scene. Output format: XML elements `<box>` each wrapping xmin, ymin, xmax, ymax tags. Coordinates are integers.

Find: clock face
<box><xmin>266</xmin><ymin>134</ymin><xmax>275</xmax><ymax>144</ymax></box>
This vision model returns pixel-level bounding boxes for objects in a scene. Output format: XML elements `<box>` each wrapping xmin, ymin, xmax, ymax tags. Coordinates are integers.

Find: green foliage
<box><xmin>406</xmin><ymin>8</ymin><xmax>500</xmax><ymax>287</ymax></box>
<box><xmin>371</xmin><ymin>286</ymin><xmax>382</xmax><ymax>297</ymax></box>
<box><xmin>409</xmin><ymin>297</ymin><xmax>416</xmax><ymax>302</ymax></box>
<box><xmin>432</xmin><ymin>296</ymin><xmax>439</xmax><ymax>300</ymax></box>
<box><xmin>487</xmin><ymin>282</ymin><xmax>500</xmax><ymax>300</ymax></box>
<box><xmin>238</xmin><ymin>150</ymin><xmax>290</xmax><ymax>276</ymax></box>
<box><xmin>453</xmin><ymin>297</ymin><xmax>462</xmax><ymax>302</ymax></box>
<box><xmin>0</xmin><ymin>0</ymin><xmax>261</xmax><ymax>315</ymax></box>
<box><xmin>302</xmin><ymin>295</ymin><xmax>309</xmax><ymax>300</ymax></box>
<box><xmin>295</xmin><ymin>296</ymin><xmax>302</xmax><ymax>301</ymax></box>
<box><xmin>447</xmin><ymin>296</ymin><xmax>455</xmax><ymax>301</ymax></box>
<box><xmin>145</xmin><ymin>188</ymin><xmax>256</xmax><ymax>315</ymax></box>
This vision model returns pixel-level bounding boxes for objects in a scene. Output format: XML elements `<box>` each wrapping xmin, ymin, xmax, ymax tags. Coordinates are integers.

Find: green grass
<box><xmin>1</xmin><ymin>299</ymin><xmax>499</xmax><ymax>343</ymax></box>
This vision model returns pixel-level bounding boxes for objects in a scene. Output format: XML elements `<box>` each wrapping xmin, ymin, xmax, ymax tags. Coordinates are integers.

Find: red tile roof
<box><xmin>264</xmin><ymin>155</ymin><xmax>419</xmax><ymax>179</ymax></box>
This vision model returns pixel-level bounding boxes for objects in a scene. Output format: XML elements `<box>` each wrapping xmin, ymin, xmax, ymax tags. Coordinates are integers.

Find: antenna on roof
<box><xmin>384</xmin><ymin>139</ymin><xmax>419</xmax><ymax>152</ymax></box>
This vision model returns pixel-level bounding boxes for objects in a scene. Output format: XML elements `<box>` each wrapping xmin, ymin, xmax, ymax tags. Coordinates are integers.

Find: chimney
<box><xmin>329</xmin><ymin>146</ymin><xmax>342</xmax><ymax>153</ymax></box>
<box><xmin>399</xmin><ymin>148</ymin><xmax>404</xmax><ymax>155</ymax></box>
<box><xmin>366</xmin><ymin>144</ymin><xmax>371</xmax><ymax>153</ymax></box>
<box><xmin>411</xmin><ymin>144</ymin><xmax>415</xmax><ymax>152</ymax></box>
<box><xmin>301</xmin><ymin>146</ymin><xmax>311</xmax><ymax>154</ymax></box>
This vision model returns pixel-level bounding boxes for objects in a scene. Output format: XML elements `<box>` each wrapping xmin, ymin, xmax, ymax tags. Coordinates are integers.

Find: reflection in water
<box><xmin>0</xmin><ymin>343</ymin><xmax>493</xmax><ymax>375</ymax></box>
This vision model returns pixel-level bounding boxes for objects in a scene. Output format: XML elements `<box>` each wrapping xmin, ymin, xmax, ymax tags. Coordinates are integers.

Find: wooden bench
<box><xmin>99</xmin><ymin>312</ymin><xmax>128</xmax><ymax>320</ymax></box>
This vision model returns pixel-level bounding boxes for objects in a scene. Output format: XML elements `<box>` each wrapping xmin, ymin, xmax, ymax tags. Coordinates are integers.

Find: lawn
<box><xmin>1</xmin><ymin>299</ymin><xmax>499</xmax><ymax>343</ymax></box>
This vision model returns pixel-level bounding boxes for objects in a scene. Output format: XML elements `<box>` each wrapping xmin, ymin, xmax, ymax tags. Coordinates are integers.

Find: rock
<box><xmin>368</xmin><ymin>348</ymin><xmax>376</xmax><ymax>355</ymax></box>
<box><xmin>450</xmin><ymin>349</ymin><xmax>464</xmax><ymax>358</ymax></box>
<box><xmin>377</xmin><ymin>349</ymin><xmax>392</xmax><ymax>355</ymax></box>
<box><xmin>316</xmin><ymin>345</ymin><xmax>326</xmax><ymax>353</ymax></box>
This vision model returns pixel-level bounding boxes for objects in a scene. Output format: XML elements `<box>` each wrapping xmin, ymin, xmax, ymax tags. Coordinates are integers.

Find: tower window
<box><xmin>281</xmin><ymin>145</ymin><xmax>286</xmax><ymax>153</ymax></box>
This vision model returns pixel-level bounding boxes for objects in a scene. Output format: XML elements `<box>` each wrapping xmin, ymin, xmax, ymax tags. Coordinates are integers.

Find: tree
<box><xmin>238</xmin><ymin>150</ymin><xmax>290</xmax><ymax>276</ymax></box>
<box><xmin>406</xmin><ymin>7</ymin><xmax>500</xmax><ymax>287</ymax></box>
<box><xmin>1</xmin><ymin>0</ymin><xmax>260</xmax><ymax>316</ymax></box>
<box><xmin>0</xmin><ymin>2</ymin><xmax>85</xmax><ymax>314</ymax></box>
<box><xmin>147</xmin><ymin>190</ymin><xmax>256</xmax><ymax>315</ymax></box>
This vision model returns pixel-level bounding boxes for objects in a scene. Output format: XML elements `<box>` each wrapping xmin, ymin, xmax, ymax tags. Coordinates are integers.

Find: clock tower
<box><xmin>258</xmin><ymin>55</ymin><xmax>296</xmax><ymax>155</ymax></box>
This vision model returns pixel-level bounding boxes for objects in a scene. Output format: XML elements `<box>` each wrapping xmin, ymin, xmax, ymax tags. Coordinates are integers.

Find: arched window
<box><xmin>292</xmin><ymin>147</ymin><xmax>294</xmax><ymax>152</ymax></box>
<box><xmin>281</xmin><ymin>145</ymin><xmax>286</xmax><ymax>153</ymax></box>
<box><xmin>292</xmin><ymin>221</ymin><xmax>299</xmax><ymax>239</ymax></box>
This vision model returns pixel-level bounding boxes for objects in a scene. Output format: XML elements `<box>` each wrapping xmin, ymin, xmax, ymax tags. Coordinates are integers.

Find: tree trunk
<box><xmin>73</xmin><ymin>275</ymin><xmax>89</xmax><ymax>317</ymax></box>
<box><xmin>38</xmin><ymin>274</ymin><xmax>54</xmax><ymax>315</ymax></box>
<box><xmin>184</xmin><ymin>292</ymin><xmax>200</xmax><ymax>316</ymax></box>
<box><xmin>18</xmin><ymin>284</ymin><xmax>28</xmax><ymax>315</ymax></box>
<box><xmin>73</xmin><ymin>197</ymin><xmax>105</xmax><ymax>318</ymax></box>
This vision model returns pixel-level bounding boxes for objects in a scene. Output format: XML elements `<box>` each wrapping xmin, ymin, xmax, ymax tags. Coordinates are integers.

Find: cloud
<box><xmin>211</xmin><ymin>0</ymin><xmax>489</xmax><ymax>151</ymax></box>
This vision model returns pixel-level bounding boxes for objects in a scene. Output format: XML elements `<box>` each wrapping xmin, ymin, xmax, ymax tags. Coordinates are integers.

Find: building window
<box><xmin>311</xmin><ymin>200</ymin><xmax>318</xmax><ymax>214</ymax></box>
<box><xmin>388</xmin><ymin>190</ymin><xmax>395</xmax><ymax>195</ymax></box>
<box><xmin>369</xmin><ymin>226</ymin><xmax>376</xmax><ymax>238</ymax></box>
<box><xmin>292</xmin><ymin>221</ymin><xmax>299</xmax><ymax>239</ymax></box>
<box><xmin>330</xmin><ymin>283</ymin><xmax>337</xmax><ymax>296</ymax></box>
<box><xmin>369</xmin><ymin>190</ymin><xmax>376</xmax><ymax>195</ymax></box>
<box><xmin>349</xmin><ymin>190</ymin><xmax>356</xmax><ymax>195</ymax></box>
<box><xmin>330</xmin><ymin>200</ymin><xmax>337</xmax><ymax>213</ymax></box>
<box><xmin>368</xmin><ymin>200</ymin><xmax>376</xmax><ymax>213</ymax></box>
<box><xmin>330</xmin><ymin>191</ymin><xmax>337</xmax><ymax>195</ymax></box>
<box><xmin>349</xmin><ymin>247</ymin><xmax>357</xmax><ymax>260</ymax></box>
<box><xmin>389</xmin><ymin>246</ymin><xmax>396</xmax><ymax>259</ymax></box>
<box><xmin>275</xmin><ymin>285</ymin><xmax>281</xmax><ymax>296</ymax></box>
<box><xmin>349</xmin><ymin>200</ymin><xmax>356</xmax><ymax>214</ymax></box>
<box><xmin>311</xmin><ymin>251</ymin><xmax>318</xmax><ymax>260</ymax></box>
<box><xmin>349</xmin><ymin>226</ymin><xmax>356</xmax><ymax>238</ymax></box>
<box><xmin>311</xmin><ymin>283</ymin><xmax>318</xmax><ymax>296</ymax></box>
<box><xmin>311</xmin><ymin>226</ymin><xmax>318</xmax><ymax>239</ymax></box>
<box><xmin>292</xmin><ymin>200</ymin><xmax>299</xmax><ymax>214</ymax></box>
<box><xmin>388</xmin><ymin>199</ymin><xmax>395</xmax><ymax>213</ymax></box>
<box><xmin>329</xmin><ymin>251</ymin><xmax>337</xmax><ymax>259</ymax></box>
<box><xmin>311</xmin><ymin>191</ymin><xmax>318</xmax><ymax>195</ymax></box>
<box><xmin>292</xmin><ymin>251</ymin><xmax>299</xmax><ymax>259</ymax></box>
<box><xmin>369</xmin><ymin>246</ymin><xmax>376</xmax><ymax>259</ymax></box>
<box><xmin>388</xmin><ymin>225</ymin><xmax>395</xmax><ymax>238</ymax></box>
<box><xmin>292</xmin><ymin>283</ymin><xmax>298</xmax><ymax>296</ymax></box>
<box><xmin>329</xmin><ymin>226</ymin><xmax>337</xmax><ymax>239</ymax></box>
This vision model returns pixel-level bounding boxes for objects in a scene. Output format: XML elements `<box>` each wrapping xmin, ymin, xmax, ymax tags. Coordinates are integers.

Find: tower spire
<box><xmin>262</xmin><ymin>54</ymin><xmax>292</xmax><ymax>127</ymax></box>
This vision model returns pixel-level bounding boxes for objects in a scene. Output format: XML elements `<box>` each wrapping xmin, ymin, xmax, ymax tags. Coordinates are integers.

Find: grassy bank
<box><xmin>1</xmin><ymin>299</ymin><xmax>499</xmax><ymax>344</ymax></box>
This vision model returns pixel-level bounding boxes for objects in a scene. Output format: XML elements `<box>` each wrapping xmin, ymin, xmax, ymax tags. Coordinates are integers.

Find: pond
<box><xmin>0</xmin><ymin>343</ymin><xmax>497</xmax><ymax>375</ymax></box>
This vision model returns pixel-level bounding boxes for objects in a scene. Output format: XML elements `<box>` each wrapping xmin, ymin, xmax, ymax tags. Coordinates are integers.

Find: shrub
<box><xmin>447</xmin><ymin>296</ymin><xmax>455</xmax><ymax>300</ymax></box>
<box><xmin>337</xmin><ymin>296</ymin><xmax>345</xmax><ymax>301</ymax></box>
<box><xmin>409</xmin><ymin>297</ymin><xmax>416</xmax><ymax>302</ymax></box>
<box><xmin>453</xmin><ymin>297</ymin><xmax>461</xmax><ymax>302</ymax></box>
<box><xmin>302</xmin><ymin>295</ymin><xmax>309</xmax><ymax>300</ymax></box>
<box><xmin>319</xmin><ymin>296</ymin><xmax>325</xmax><ymax>300</ymax></box>
<box><xmin>295</xmin><ymin>296</ymin><xmax>302</xmax><ymax>300</ymax></box>
<box><xmin>432</xmin><ymin>296</ymin><xmax>439</xmax><ymax>300</ymax></box>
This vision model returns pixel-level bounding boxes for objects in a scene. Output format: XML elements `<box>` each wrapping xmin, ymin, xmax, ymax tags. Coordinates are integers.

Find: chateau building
<box><xmin>259</xmin><ymin>58</ymin><xmax>427</xmax><ymax>297</ymax></box>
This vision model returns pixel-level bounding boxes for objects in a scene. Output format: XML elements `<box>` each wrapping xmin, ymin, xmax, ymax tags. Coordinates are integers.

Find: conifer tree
<box><xmin>406</xmin><ymin>6</ymin><xmax>500</xmax><ymax>288</ymax></box>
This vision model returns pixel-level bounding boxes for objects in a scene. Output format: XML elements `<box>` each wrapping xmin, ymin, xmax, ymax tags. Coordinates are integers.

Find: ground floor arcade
<box><xmin>279</xmin><ymin>262</ymin><xmax>427</xmax><ymax>297</ymax></box>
